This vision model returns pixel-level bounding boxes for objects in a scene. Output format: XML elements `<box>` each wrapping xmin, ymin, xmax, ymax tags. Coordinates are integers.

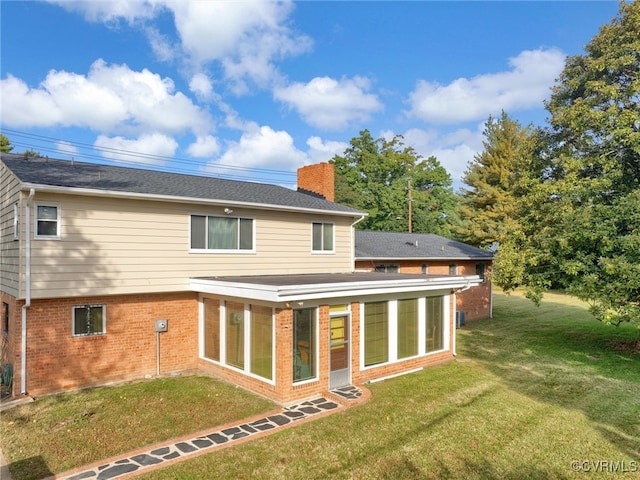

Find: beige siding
<box><xmin>0</xmin><ymin>162</ymin><xmax>22</xmax><ymax>298</ymax></box>
<box><xmin>27</xmin><ymin>193</ymin><xmax>356</xmax><ymax>299</ymax></box>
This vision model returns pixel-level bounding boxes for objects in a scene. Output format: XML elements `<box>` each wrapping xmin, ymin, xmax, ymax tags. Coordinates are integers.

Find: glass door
<box><xmin>329</xmin><ymin>315</ymin><xmax>350</xmax><ymax>389</ymax></box>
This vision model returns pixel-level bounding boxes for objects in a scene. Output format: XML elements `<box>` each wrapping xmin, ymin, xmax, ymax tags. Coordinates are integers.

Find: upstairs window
<box><xmin>191</xmin><ymin>215</ymin><xmax>254</xmax><ymax>251</ymax></box>
<box><xmin>312</xmin><ymin>222</ymin><xmax>334</xmax><ymax>252</ymax></box>
<box><xmin>449</xmin><ymin>263</ymin><xmax>458</xmax><ymax>275</ymax></box>
<box><xmin>73</xmin><ymin>305</ymin><xmax>106</xmax><ymax>337</ymax></box>
<box><xmin>13</xmin><ymin>204</ymin><xmax>19</xmax><ymax>240</ymax></box>
<box><xmin>35</xmin><ymin>204</ymin><xmax>60</xmax><ymax>238</ymax></box>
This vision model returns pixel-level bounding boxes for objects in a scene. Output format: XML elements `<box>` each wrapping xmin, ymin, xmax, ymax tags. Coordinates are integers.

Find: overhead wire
<box><xmin>1</xmin><ymin>128</ymin><xmax>299</xmax><ymax>184</ymax></box>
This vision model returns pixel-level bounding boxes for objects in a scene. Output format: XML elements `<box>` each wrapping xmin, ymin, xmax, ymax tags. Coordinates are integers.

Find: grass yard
<box><xmin>2</xmin><ymin>291</ymin><xmax>639</xmax><ymax>479</ymax></box>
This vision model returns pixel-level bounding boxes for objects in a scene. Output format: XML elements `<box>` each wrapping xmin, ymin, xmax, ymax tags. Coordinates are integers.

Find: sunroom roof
<box><xmin>190</xmin><ymin>272</ymin><xmax>482</xmax><ymax>303</ymax></box>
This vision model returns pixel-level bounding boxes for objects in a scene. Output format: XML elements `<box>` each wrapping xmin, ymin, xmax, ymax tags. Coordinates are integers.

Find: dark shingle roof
<box><xmin>355</xmin><ymin>230</ymin><xmax>493</xmax><ymax>260</ymax></box>
<box><xmin>1</xmin><ymin>153</ymin><xmax>363</xmax><ymax>215</ymax></box>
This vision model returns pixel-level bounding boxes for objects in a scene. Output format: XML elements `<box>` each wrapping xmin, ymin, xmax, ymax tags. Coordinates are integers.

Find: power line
<box><xmin>2</xmin><ymin>128</ymin><xmax>299</xmax><ymax>183</ymax></box>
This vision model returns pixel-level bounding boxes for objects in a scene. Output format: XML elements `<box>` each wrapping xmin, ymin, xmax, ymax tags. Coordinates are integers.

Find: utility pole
<box><xmin>408</xmin><ymin>178</ymin><xmax>412</xmax><ymax>233</ymax></box>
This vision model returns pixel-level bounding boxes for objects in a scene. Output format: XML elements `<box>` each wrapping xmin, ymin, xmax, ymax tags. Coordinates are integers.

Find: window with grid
<box><xmin>364</xmin><ymin>301</ymin><xmax>388</xmax><ymax>366</ymax></box>
<box><xmin>73</xmin><ymin>305</ymin><xmax>105</xmax><ymax>336</ymax></box>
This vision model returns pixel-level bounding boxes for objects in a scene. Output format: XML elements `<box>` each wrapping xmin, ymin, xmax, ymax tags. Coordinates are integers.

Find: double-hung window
<box><xmin>312</xmin><ymin>222</ymin><xmax>334</xmax><ymax>252</ymax></box>
<box><xmin>35</xmin><ymin>204</ymin><xmax>60</xmax><ymax>238</ymax></box>
<box><xmin>191</xmin><ymin>215</ymin><xmax>254</xmax><ymax>251</ymax></box>
<box><xmin>73</xmin><ymin>305</ymin><xmax>106</xmax><ymax>336</ymax></box>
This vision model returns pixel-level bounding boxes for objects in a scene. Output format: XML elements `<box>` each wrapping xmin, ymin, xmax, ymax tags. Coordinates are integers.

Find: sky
<box><xmin>0</xmin><ymin>1</ymin><xmax>622</xmax><ymax>191</ymax></box>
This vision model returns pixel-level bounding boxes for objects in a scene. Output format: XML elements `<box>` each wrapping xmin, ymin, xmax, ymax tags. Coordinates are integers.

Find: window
<box><xmin>422</xmin><ymin>264</ymin><xmax>428</xmax><ymax>274</ymax></box>
<box><xmin>476</xmin><ymin>263</ymin><xmax>486</xmax><ymax>282</ymax></box>
<box><xmin>190</xmin><ymin>215</ymin><xmax>253</xmax><ymax>251</ymax></box>
<box><xmin>449</xmin><ymin>263</ymin><xmax>458</xmax><ymax>275</ymax></box>
<box><xmin>293</xmin><ymin>309</ymin><xmax>316</xmax><ymax>382</ymax></box>
<box><xmin>225</xmin><ymin>302</ymin><xmax>245</xmax><ymax>369</ymax></box>
<box><xmin>364</xmin><ymin>302</ymin><xmax>388</xmax><ymax>366</ymax></box>
<box><xmin>13</xmin><ymin>204</ymin><xmax>19</xmax><ymax>240</ymax></box>
<box><xmin>397</xmin><ymin>299</ymin><xmax>418</xmax><ymax>359</ymax></box>
<box><xmin>73</xmin><ymin>305</ymin><xmax>105</xmax><ymax>336</ymax></box>
<box><xmin>426</xmin><ymin>297</ymin><xmax>444</xmax><ymax>352</ymax></box>
<box><xmin>203</xmin><ymin>298</ymin><xmax>220</xmax><ymax>362</ymax></box>
<box><xmin>2</xmin><ymin>303</ymin><xmax>8</xmax><ymax>335</ymax></box>
<box><xmin>35</xmin><ymin>204</ymin><xmax>59</xmax><ymax>238</ymax></box>
<box><xmin>312</xmin><ymin>222</ymin><xmax>334</xmax><ymax>252</ymax></box>
<box><xmin>250</xmin><ymin>305</ymin><xmax>273</xmax><ymax>380</ymax></box>
<box><xmin>375</xmin><ymin>264</ymin><xmax>399</xmax><ymax>273</ymax></box>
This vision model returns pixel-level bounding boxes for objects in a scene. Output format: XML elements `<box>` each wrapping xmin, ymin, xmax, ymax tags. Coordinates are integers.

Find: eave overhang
<box><xmin>190</xmin><ymin>273</ymin><xmax>482</xmax><ymax>303</ymax></box>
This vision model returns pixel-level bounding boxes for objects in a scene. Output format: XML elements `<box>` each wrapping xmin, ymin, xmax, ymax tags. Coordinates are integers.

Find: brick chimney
<box><xmin>297</xmin><ymin>162</ymin><xmax>335</xmax><ymax>202</ymax></box>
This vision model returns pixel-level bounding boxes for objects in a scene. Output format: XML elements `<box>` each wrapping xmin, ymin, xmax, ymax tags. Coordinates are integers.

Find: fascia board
<box><xmin>190</xmin><ymin>275</ymin><xmax>482</xmax><ymax>303</ymax></box>
<box><xmin>20</xmin><ymin>182</ymin><xmax>365</xmax><ymax>218</ymax></box>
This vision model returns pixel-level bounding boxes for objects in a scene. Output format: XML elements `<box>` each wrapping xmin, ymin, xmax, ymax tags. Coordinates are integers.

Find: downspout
<box><xmin>452</xmin><ymin>281</ymin><xmax>471</xmax><ymax>357</ymax></box>
<box><xmin>350</xmin><ymin>215</ymin><xmax>366</xmax><ymax>272</ymax></box>
<box><xmin>21</xmin><ymin>188</ymin><xmax>35</xmax><ymax>395</ymax></box>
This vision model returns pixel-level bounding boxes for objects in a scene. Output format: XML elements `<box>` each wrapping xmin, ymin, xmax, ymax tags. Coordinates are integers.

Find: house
<box><xmin>1</xmin><ymin>153</ymin><xmax>482</xmax><ymax>404</ymax></box>
<box><xmin>354</xmin><ymin>231</ymin><xmax>494</xmax><ymax>321</ymax></box>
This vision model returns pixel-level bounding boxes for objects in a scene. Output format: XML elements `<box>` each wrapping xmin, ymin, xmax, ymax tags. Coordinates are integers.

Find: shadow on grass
<box><xmin>457</xmin><ymin>292</ymin><xmax>640</xmax><ymax>460</ymax></box>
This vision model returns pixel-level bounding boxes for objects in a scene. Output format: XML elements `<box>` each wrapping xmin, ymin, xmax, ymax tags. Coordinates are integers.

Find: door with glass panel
<box><xmin>329</xmin><ymin>314</ymin><xmax>350</xmax><ymax>389</ymax></box>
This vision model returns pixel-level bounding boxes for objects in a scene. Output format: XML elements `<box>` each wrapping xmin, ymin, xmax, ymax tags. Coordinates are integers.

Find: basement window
<box><xmin>72</xmin><ymin>305</ymin><xmax>106</xmax><ymax>337</ymax></box>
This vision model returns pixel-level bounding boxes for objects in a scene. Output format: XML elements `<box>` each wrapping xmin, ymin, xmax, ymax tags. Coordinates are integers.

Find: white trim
<box><xmin>34</xmin><ymin>202</ymin><xmax>61</xmax><ymax>239</ymax></box>
<box><xmin>190</xmin><ymin>275</ymin><xmax>482</xmax><ymax>303</ymax></box>
<box><xmin>12</xmin><ymin>203</ymin><xmax>19</xmax><ymax>240</ymax></box>
<box><xmin>20</xmin><ymin>183</ymin><xmax>363</xmax><ymax>218</ymax></box>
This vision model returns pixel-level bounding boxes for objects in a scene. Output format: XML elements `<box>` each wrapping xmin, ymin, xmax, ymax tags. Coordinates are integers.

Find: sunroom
<box><xmin>190</xmin><ymin>272</ymin><xmax>481</xmax><ymax>404</ymax></box>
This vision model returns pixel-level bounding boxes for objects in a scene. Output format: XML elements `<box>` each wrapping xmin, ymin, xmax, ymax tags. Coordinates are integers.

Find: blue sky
<box><xmin>0</xmin><ymin>1</ymin><xmax>621</xmax><ymax>190</ymax></box>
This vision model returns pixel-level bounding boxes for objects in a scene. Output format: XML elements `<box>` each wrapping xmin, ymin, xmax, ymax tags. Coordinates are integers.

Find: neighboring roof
<box><xmin>191</xmin><ymin>272</ymin><xmax>482</xmax><ymax>302</ymax></box>
<box><xmin>1</xmin><ymin>153</ymin><xmax>363</xmax><ymax>216</ymax></box>
<box><xmin>355</xmin><ymin>230</ymin><xmax>493</xmax><ymax>261</ymax></box>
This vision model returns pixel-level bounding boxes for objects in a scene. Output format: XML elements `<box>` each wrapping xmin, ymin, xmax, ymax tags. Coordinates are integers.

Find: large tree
<box><xmin>0</xmin><ymin>134</ymin><xmax>13</xmax><ymax>153</ymax></box>
<box><xmin>495</xmin><ymin>1</ymin><xmax>640</xmax><ymax>330</ymax></box>
<box><xmin>331</xmin><ymin>130</ymin><xmax>458</xmax><ymax>236</ymax></box>
<box><xmin>457</xmin><ymin>112</ymin><xmax>536</xmax><ymax>249</ymax></box>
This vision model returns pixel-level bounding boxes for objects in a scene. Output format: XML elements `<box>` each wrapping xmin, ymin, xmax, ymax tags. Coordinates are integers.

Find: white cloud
<box><xmin>0</xmin><ymin>60</ymin><xmax>212</xmax><ymax>137</ymax></box>
<box><xmin>49</xmin><ymin>0</ymin><xmax>160</xmax><ymax>23</ymax></box>
<box><xmin>189</xmin><ymin>73</ymin><xmax>214</xmax><ymax>101</ymax></box>
<box><xmin>94</xmin><ymin>133</ymin><xmax>178</xmax><ymax>165</ymax></box>
<box><xmin>187</xmin><ymin>135</ymin><xmax>220</xmax><ymax>157</ymax></box>
<box><xmin>306</xmin><ymin>136</ymin><xmax>348</xmax><ymax>164</ymax></box>
<box><xmin>401</xmin><ymin>124</ymin><xmax>485</xmax><ymax>190</ymax></box>
<box><xmin>55</xmin><ymin>140</ymin><xmax>79</xmax><ymax>157</ymax></box>
<box><xmin>51</xmin><ymin>0</ymin><xmax>311</xmax><ymax>90</ymax></box>
<box><xmin>274</xmin><ymin>76</ymin><xmax>383</xmax><ymax>130</ymax></box>
<box><xmin>203</xmin><ymin>126</ymin><xmax>306</xmax><ymax>174</ymax></box>
<box><xmin>407</xmin><ymin>48</ymin><xmax>565</xmax><ymax>124</ymax></box>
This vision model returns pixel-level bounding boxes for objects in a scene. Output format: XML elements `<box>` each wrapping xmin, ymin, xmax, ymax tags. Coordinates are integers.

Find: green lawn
<box><xmin>2</xmin><ymin>291</ymin><xmax>639</xmax><ymax>479</ymax></box>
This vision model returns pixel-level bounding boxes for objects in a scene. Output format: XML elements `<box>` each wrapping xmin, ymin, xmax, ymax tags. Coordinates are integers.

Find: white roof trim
<box><xmin>20</xmin><ymin>182</ymin><xmax>364</xmax><ymax>218</ymax></box>
<box><xmin>190</xmin><ymin>275</ymin><xmax>482</xmax><ymax>303</ymax></box>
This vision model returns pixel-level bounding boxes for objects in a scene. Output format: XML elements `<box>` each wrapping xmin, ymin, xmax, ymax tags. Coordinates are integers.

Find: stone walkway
<box><xmin>46</xmin><ymin>386</ymin><xmax>367</xmax><ymax>480</ymax></box>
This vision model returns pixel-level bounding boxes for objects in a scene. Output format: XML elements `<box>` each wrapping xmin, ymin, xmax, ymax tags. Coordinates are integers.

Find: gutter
<box><xmin>21</xmin><ymin>188</ymin><xmax>35</xmax><ymax>395</ymax></box>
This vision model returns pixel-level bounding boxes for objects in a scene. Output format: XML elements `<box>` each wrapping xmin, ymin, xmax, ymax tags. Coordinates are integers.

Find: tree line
<box><xmin>2</xmin><ymin>2</ymin><xmax>637</xmax><ymax>330</ymax></box>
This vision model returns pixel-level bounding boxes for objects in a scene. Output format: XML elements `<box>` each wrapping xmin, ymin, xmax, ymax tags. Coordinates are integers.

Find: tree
<box><xmin>495</xmin><ymin>1</ymin><xmax>640</xmax><ymax>330</ymax></box>
<box><xmin>0</xmin><ymin>134</ymin><xmax>13</xmax><ymax>153</ymax></box>
<box><xmin>331</xmin><ymin>130</ymin><xmax>458</xmax><ymax>236</ymax></box>
<box><xmin>457</xmin><ymin>112</ymin><xmax>536</xmax><ymax>249</ymax></box>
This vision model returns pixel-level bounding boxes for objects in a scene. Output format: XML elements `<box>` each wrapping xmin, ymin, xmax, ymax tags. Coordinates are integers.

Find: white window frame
<box><xmin>200</xmin><ymin>299</ymin><xmax>275</xmax><ymax>385</ymax></box>
<box><xmin>311</xmin><ymin>222</ymin><xmax>335</xmax><ymax>253</ymax></box>
<box><xmin>189</xmin><ymin>214</ymin><xmax>256</xmax><ymax>253</ymax></box>
<box><xmin>34</xmin><ymin>203</ymin><xmax>61</xmax><ymax>239</ymax></box>
<box><xmin>72</xmin><ymin>304</ymin><xmax>106</xmax><ymax>337</ymax></box>
<box><xmin>292</xmin><ymin>307</ymin><xmax>319</xmax><ymax>385</ymax></box>
<box><xmin>360</xmin><ymin>294</ymin><xmax>449</xmax><ymax>371</ymax></box>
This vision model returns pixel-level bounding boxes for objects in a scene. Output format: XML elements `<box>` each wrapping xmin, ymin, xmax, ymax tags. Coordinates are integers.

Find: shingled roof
<box><xmin>355</xmin><ymin>230</ymin><xmax>493</xmax><ymax>261</ymax></box>
<box><xmin>1</xmin><ymin>153</ymin><xmax>363</xmax><ymax>216</ymax></box>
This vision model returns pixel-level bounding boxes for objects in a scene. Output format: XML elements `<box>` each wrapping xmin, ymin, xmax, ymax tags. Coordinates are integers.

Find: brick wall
<box><xmin>297</xmin><ymin>163</ymin><xmax>335</xmax><ymax>202</ymax></box>
<box><xmin>20</xmin><ymin>292</ymin><xmax>199</xmax><ymax>396</ymax></box>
